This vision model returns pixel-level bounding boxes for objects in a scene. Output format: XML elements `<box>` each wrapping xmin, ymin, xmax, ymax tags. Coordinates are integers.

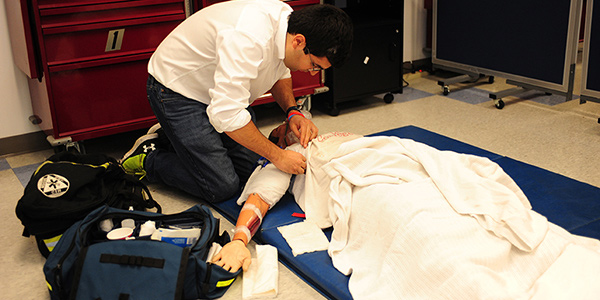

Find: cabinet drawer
<box><xmin>48</xmin><ymin>54</ymin><xmax>155</xmax><ymax>138</ymax></box>
<box><xmin>39</xmin><ymin>0</ymin><xmax>184</xmax><ymax>29</ymax></box>
<box><xmin>252</xmin><ymin>70</ymin><xmax>323</xmax><ymax>106</ymax></box>
<box><xmin>37</xmin><ymin>0</ymin><xmax>155</xmax><ymax>9</ymax></box>
<box><xmin>290</xmin><ymin>70</ymin><xmax>323</xmax><ymax>94</ymax></box>
<box><xmin>43</xmin><ymin>15</ymin><xmax>183</xmax><ymax>65</ymax></box>
<box><xmin>283</xmin><ymin>0</ymin><xmax>320</xmax><ymax>10</ymax></box>
<box><xmin>201</xmin><ymin>0</ymin><xmax>319</xmax><ymax>9</ymax></box>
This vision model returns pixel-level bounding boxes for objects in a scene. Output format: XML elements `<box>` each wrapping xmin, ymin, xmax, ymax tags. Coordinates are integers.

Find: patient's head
<box><xmin>268</xmin><ymin>123</ymin><xmax>300</xmax><ymax>148</ymax></box>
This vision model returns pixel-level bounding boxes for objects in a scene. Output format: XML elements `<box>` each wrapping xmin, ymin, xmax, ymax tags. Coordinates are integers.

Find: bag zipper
<box><xmin>33</xmin><ymin>160</ymin><xmax>111</xmax><ymax>177</ymax></box>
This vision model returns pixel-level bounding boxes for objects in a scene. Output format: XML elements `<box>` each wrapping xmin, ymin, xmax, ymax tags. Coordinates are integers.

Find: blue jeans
<box><xmin>145</xmin><ymin>75</ymin><xmax>260</xmax><ymax>202</ymax></box>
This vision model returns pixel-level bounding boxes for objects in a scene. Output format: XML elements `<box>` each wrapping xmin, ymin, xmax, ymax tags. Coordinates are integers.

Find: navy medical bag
<box><xmin>43</xmin><ymin>204</ymin><xmax>239</xmax><ymax>300</ymax></box>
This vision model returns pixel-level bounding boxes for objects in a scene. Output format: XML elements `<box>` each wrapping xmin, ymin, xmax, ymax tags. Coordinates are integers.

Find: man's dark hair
<box><xmin>287</xmin><ymin>4</ymin><xmax>353</xmax><ymax>68</ymax></box>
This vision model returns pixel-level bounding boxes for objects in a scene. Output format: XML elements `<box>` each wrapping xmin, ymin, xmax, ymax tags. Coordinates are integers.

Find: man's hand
<box><xmin>271</xmin><ymin>149</ymin><xmax>306</xmax><ymax>174</ymax></box>
<box><xmin>288</xmin><ymin>116</ymin><xmax>318</xmax><ymax>148</ymax></box>
<box><xmin>211</xmin><ymin>240</ymin><xmax>251</xmax><ymax>273</ymax></box>
<box><xmin>224</xmin><ymin>121</ymin><xmax>306</xmax><ymax>174</ymax></box>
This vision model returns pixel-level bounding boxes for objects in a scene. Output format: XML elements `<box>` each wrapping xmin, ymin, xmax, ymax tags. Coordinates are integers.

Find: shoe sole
<box><xmin>120</xmin><ymin>133</ymin><xmax>159</xmax><ymax>163</ymax></box>
<box><xmin>147</xmin><ymin>123</ymin><xmax>161</xmax><ymax>135</ymax></box>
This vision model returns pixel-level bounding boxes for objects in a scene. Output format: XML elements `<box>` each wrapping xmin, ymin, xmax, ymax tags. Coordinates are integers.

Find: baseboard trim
<box><xmin>0</xmin><ymin>131</ymin><xmax>51</xmax><ymax>157</ymax></box>
<box><xmin>403</xmin><ymin>57</ymin><xmax>433</xmax><ymax>74</ymax></box>
<box><xmin>412</xmin><ymin>57</ymin><xmax>433</xmax><ymax>73</ymax></box>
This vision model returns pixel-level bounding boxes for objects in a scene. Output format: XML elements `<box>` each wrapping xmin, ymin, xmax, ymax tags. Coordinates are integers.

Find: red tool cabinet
<box><xmin>6</xmin><ymin>0</ymin><xmax>188</xmax><ymax>148</ymax></box>
<box><xmin>6</xmin><ymin>0</ymin><xmax>324</xmax><ymax>149</ymax></box>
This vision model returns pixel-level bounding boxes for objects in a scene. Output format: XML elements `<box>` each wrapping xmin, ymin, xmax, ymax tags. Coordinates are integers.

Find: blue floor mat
<box><xmin>210</xmin><ymin>125</ymin><xmax>600</xmax><ymax>299</ymax></box>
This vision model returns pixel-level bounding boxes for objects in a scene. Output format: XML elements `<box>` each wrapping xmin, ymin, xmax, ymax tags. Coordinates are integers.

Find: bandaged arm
<box><xmin>233</xmin><ymin>158</ymin><xmax>297</xmax><ymax>243</ymax></box>
<box><xmin>232</xmin><ymin>193</ymin><xmax>270</xmax><ymax>245</ymax></box>
<box><xmin>212</xmin><ymin>144</ymin><xmax>302</xmax><ymax>272</ymax></box>
<box><xmin>210</xmin><ymin>193</ymin><xmax>270</xmax><ymax>273</ymax></box>
<box><xmin>238</xmin><ymin>161</ymin><xmax>294</xmax><ymax>207</ymax></box>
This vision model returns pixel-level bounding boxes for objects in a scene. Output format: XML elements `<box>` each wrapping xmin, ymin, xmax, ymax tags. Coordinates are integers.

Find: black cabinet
<box><xmin>321</xmin><ymin>1</ymin><xmax>403</xmax><ymax>116</ymax></box>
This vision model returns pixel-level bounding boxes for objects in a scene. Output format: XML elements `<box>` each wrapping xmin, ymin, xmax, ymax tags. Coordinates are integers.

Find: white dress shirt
<box><xmin>148</xmin><ymin>0</ymin><xmax>293</xmax><ymax>133</ymax></box>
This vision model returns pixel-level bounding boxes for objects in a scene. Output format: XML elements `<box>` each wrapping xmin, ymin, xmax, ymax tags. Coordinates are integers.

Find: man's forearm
<box><xmin>225</xmin><ymin>121</ymin><xmax>282</xmax><ymax>162</ymax></box>
<box><xmin>226</xmin><ymin>113</ymin><xmax>308</xmax><ymax>175</ymax></box>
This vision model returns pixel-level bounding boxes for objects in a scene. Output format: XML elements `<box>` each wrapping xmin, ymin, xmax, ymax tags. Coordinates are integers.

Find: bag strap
<box><xmin>100</xmin><ymin>254</ymin><xmax>165</xmax><ymax>269</ymax></box>
<box><xmin>201</xmin><ymin>263</ymin><xmax>212</xmax><ymax>296</ymax></box>
<box><xmin>68</xmin><ymin>246</ymin><xmax>90</xmax><ymax>300</ymax></box>
<box><xmin>176</xmin><ymin>247</ymin><xmax>191</xmax><ymax>300</ymax></box>
<box><xmin>107</xmin><ymin>173</ymin><xmax>162</xmax><ymax>214</ymax></box>
<box><xmin>127</xmin><ymin>177</ymin><xmax>162</xmax><ymax>213</ymax></box>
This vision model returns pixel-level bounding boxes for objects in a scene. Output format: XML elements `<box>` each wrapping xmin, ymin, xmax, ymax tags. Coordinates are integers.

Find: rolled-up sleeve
<box><xmin>207</xmin><ymin>30</ymin><xmax>263</xmax><ymax>133</ymax></box>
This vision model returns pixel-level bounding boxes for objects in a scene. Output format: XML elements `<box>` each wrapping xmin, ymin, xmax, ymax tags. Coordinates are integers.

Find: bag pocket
<box><xmin>69</xmin><ymin>240</ymin><xmax>190</xmax><ymax>300</ymax></box>
<box><xmin>183</xmin><ymin>256</ymin><xmax>240</xmax><ymax>300</ymax></box>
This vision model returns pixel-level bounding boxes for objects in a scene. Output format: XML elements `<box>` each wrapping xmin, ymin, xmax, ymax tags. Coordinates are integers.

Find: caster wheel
<box><xmin>443</xmin><ymin>86</ymin><xmax>450</xmax><ymax>96</ymax></box>
<box><xmin>329</xmin><ymin>106</ymin><xmax>340</xmax><ymax>116</ymax></box>
<box><xmin>383</xmin><ymin>93</ymin><xmax>394</xmax><ymax>103</ymax></box>
<box><xmin>494</xmin><ymin>99</ymin><xmax>505</xmax><ymax>109</ymax></box>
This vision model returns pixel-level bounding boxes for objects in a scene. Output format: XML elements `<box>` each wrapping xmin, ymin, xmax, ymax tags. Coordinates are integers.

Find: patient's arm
<box><xmin>211</xmin><ymin>193</ymin><xmax>270</xmax><ymax>272</ymax></box>
<box><xmin>212</xmin><ymin>124</ymin><xmax>304</xmax><ymax>272</ymax></box>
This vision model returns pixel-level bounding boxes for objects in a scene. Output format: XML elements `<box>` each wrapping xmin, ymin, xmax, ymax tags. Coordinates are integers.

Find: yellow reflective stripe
<box><xmin>43</xmin><ymin>234</ymin><xmax>63</xmax><ymax>252</ymax></box>
<box><xmin>46</xmin><ymin>281</ymin><xmax>52</xmax><ymax>291</ymax></box>
<box><xmin>33</xmin><ymin>161</ymin><xmax>52</xmax><ymax>176</ymax></box>
<box><xmin>43</xmin><ymin>235</ymin><xmax>62</xmax><ymax>244</ymax></box>
<box><xmin>216</xmin><ymin>278</ymin><xmax>235</xmax><ymax>288</ymax></box>
<box><xmin>62</xmin><ymin>161</ymin><xmax>112</xmax><ymax>169</ymax></box>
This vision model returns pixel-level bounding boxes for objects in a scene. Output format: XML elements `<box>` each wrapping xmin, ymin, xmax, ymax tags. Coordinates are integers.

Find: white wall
<box><xmin>404</xmin><ymin>0</ymin><xmax>429</xmax><ymax>62</ymax></box>
<box><xmin>0</xmin><ymin>0</ymin><xmax>39</xmax><ymax>139</ymax></box>
<box><xmin>0</xmin><ymin>0</ymin><xmax>429</xmax><ymax>140</ymax></box>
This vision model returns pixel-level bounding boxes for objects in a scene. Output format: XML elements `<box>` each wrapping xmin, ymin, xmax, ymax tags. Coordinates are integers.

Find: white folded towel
<box><xmin>277</xmin><ymin>221</ymin><xmax>330</xmax><ymax>256</ymax></box>
<box><xmin>243</xmin><ymin>244</ymin><xmax>279</xmax><ymax>299</ymax></box>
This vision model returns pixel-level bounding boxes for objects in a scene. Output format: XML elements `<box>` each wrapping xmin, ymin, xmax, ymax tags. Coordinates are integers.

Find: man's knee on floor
<box><xmin>207</xmin><ymin>178</ymin><xmax>240</xmax><ymax>203</ymax></box>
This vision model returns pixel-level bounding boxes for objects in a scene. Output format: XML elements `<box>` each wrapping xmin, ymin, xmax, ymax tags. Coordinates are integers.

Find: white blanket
<box><xmin>240</xmin><ymin>134</ymin><xmax>600</xmax><ymax>299</ymax></box>
<box><xmin>305</xmin><ymin>136</ymin><xmax>600</xmax><ymax>299</ymax></box>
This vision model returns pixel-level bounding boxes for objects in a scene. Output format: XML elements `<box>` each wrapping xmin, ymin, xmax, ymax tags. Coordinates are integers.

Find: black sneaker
<box><xmin>120</xmin><ymin>133</ymin><xmax>160</xmax><ymax>179</ymax></box>
<box><xmin>147</xmin><ymin>123</ymin><xmax>171</xmax><ymax>151</ymax></box>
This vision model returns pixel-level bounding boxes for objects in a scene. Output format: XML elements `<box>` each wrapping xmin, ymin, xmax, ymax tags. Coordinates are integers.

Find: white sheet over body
<box><xmin>240</xmin><ymin>134</ymin><xmax>600</xmax><ymax>299</ymax></box>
